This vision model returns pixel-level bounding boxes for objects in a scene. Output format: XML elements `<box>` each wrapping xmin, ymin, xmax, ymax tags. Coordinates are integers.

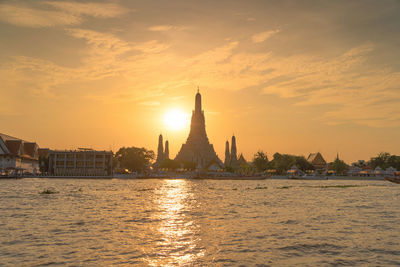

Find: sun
<box><xmin>163</xmin><ymin>109</ymin><xmax>189</xmax><ymax>130</ymax></box>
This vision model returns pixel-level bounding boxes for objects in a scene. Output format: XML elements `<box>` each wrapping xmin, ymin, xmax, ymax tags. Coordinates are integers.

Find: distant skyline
<box><xmin>1</xmin><ymin>0</ymin><xmax>400</xmax><ymax>163</ymax></box>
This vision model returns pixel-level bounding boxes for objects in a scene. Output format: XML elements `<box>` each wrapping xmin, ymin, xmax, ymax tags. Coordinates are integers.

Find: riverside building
<box><xmin>48</xmin><ymin>148</ymin><xmax>113</xmax><ymax>176</ymax></box>
<box><xmin>307</xmin><ymin>152</ymin><xmax>327</xmax><ymax>173</ymax></box>
<box><xmin>0</xmin><ymin>133</ymin><xmax>39</xmax><ymax>176</ymax></box>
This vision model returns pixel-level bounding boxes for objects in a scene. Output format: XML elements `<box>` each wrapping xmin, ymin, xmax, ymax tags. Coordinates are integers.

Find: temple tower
<box><xmin>164</xmin><ymin>140</ymin><xmax>169</xmax><ymax>160</ymax></box>
<box><xmin>224</xmin><ymin>140</ymin><xmax>230</xmax><ymax>166</ymax></box>
<box><xmin>230</xmin><ymin>135</ymin><xmax>238</xmax><ymax>168</ymax></box>
<box><xmin>175</xmin><ymin>90</ymin><xmax>222</xmax><ymax>169</ymax></box>
<box><xmin>155</xmin><ymin>134</ymin><xmax>164</xmax><ymax>167</ymax></box>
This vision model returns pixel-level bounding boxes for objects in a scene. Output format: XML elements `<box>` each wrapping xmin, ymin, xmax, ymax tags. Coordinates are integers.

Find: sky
<box><xmin>1</xmin><ymin>0</ymin><xmax>400</xmax><ymax>163</ymax></box>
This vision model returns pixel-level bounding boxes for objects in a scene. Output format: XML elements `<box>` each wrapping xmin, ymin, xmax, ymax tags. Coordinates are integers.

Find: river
<box><xmin>0</xmin><ymin>178</ymin><xmax>399</xmax><ymax>266</ymax></box>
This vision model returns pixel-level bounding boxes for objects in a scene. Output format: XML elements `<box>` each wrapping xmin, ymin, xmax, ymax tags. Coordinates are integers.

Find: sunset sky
<box><xmin>1</xmin><ymin>0</ymin><xmax>400</xmax><ymax>163</ymax></box>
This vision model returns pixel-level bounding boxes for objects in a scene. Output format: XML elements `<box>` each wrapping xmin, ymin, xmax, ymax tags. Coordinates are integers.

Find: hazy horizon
<box><xmin>1</xmin><ymin>0</ymin><xmax>400</xmax><ymax>163</ymax></box>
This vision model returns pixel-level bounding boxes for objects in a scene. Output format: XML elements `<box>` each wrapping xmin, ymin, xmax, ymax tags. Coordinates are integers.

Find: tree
<box><xmin>295</xmin><ymin>156</ymin><xmax>314</xmax><ymax>172</ymax></box>
<box><xmin>353</xmin><ymin>160</ymin><xmax>367</xmax><ymax>168</ymax></box>
<box><xmin>369</xmin><ymin>152</ymin><xmax>400</xmax><ymax>170</ymax></box>
<box><xmin>370</xmin><ymin>152</ymin><xmax>391</xmax><ymax>169</ymax></box>
<box><xmin>331</xmin><ymin>157</ymin><xmax>347</xmax><ymax>175</ymax></box>
<box><xmin>39</xmin><ymin>155</ymin><xmax>49</xmax><ymax>174</ymax></box>
<box><xmin>181</xmin><ymin>161</ymin><xmax>196</xmax><ymax>170</ymax></box>
<box><xmin>268</xmin><ymin>153</ymin><xmax>314</xmax><ymax>174</ymax></box>
<box><xmin>160</xmin><ymin>159</ymin><xmax>180</xmax><ymax>170</ymax></box>
<box><xmin>114</xmin><ymin>147</ymin><xmax>154</xmax><ymax>172</ymax></box>
<box><xmin>225</xmin><ymin>166</ymin><xmax>235</xmax><ymax>173</ymax></box>
<box><xmin>388</xmin><ymin>155</ymin><xmax>400</xmax><ymax>170</ymax></box>
<box><xmin>253</xmin><ymin>151</ymin><xmax>269</xmax><ymax>172</ymax></box>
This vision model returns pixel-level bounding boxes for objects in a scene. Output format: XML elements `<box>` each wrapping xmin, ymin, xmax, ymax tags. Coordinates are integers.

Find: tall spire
<box><xmin>156</xmin><ymin>134</ymin><xmax>164</xmax><ymax>166</ymax></box>
<box><xmin>175</xmin><ymin>89</ymin><xmax>222</xmax><ymax>169</ymax></box>
<box><xmin>195</xmin><ymin>88</ymin><xmax>202</xmax><ymax>113</ymax></box>
<box><xmin>230</xmin><ymin>135</ymin><xmax>238</xmax><ymax>168</ymax></box>
<box><xmin>164</xmin><ymin>140</ymin><xmax>169</xmax><ymax>160</ymax></box>
<box><xmin>224</xmin><ymin>140</ymin><xmax>230</xmax><ymax>166</ymax></box>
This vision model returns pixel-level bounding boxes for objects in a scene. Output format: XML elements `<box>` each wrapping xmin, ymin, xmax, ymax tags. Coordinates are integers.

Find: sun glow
<box><xmin>163</xmin><ymin>109</ymin><xmax>189</xmax><ymax>130</ymax></box>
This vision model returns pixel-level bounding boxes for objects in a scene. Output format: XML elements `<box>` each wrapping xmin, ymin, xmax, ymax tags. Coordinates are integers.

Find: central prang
<box><xmin>174</xmin><ymin>90</ymin><xmax>223</xmax><ymax>169</ymax></box>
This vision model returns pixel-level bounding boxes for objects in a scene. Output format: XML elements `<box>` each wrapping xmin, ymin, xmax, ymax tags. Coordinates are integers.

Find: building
<box><xmin>0</xmin><ymin>133</ymin><xmax>39</xmax><ymax>176</ymax></box>
<box><xmin>175</xmin><ymin>90</ymin><xmax>223</xmax><ymax>169</ymax></box>
<box><xmin>307</xmin><ymin>152</ymin><xmax>327</xmax><ymax>172</ymax></box>
<box><xmin>237</xmin><ymin>153</ymin><xmax>256</xmax><ymax>175</ymax></box>
<box><xmin>48</xmin><ymin>148</ymin><xmax>113</xmax><ymax>176</ymax></box>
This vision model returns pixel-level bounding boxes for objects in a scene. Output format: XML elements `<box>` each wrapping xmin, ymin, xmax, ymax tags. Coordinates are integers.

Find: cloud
<box><xmin>148</xmin><ymin>25</ymin><xmax>187</xmax><ymax>32</ymax></box>
<box><xmin>148</xmin><ymin>25</ymin><xmax>174</xmax><ymax>32</ymax></box>
<box><xmin>66</xmin><ymin>28</ymin><xmax>131</xmax><ymax>57</ymax></box>
<box><xmin>1</xmin><ymin>24</ymin><xmax>399</xmax><ymax>128</ymax></box>
<box><xmin>0</xmin><ymin>1</ymin><xmax>126</xmax><ymax>28</ymax></box>
<box><xmin>133</xmin><ymin>40</ymin><xmax>170</xmax><ymax>54</ymax></box>
<box><xmin>0</xmin><ymin>2</ymin><xmax>79</xmax><ymax>27</ymax></box>
<box><xmin>251</xmin><ymin>29</ymin><xmax>280</xmax><ymax>43</ymax></box>
<box><xmin>44</xmin><ymin>1</ymin><xmax>126</xmax><ymax>18</ymax></box>
<box><xmin>258</xmin><ymin>43</ymin><xmax>400</xmax><ymax>127</ymax></box>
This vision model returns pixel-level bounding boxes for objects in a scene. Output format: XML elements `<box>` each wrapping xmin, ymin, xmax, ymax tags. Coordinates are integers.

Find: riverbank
<box><xmin>269</xmin><ymin>175</ymin><xmax>384</xmax><ymax>181</ymax></box>
<box><xmin>1</xmin><ymin>175</ymin><xmax>387</xmax><ymax>181</ymax></box>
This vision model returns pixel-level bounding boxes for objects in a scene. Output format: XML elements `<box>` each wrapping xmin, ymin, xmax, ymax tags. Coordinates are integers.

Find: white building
<box><xmin>0</xmin><ymin>133</ymin><xmax>39</xmax><ymax>176</ymax></box>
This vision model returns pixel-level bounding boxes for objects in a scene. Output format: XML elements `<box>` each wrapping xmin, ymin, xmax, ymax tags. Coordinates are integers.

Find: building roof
<box><xmin>307</xmin><ymin>152</ymin><xmax>327</xmax><ymax>166</ymax></box>
<box><xmin>5</xmin><ymin>140</ymin><xmax>23</xmax><ymax>156</ymax></box>
<box><xmin>0</xmin><ymin>136</ymin><xmax>10</xmax><ymax>154</ymax></box>
<box><xmin>0</xmin><ymin>133</ymin><xmax>21</xmax><ymax>141</ymax></box>
<box><xmin>23</xmin><ymin>142</ymin><xmax>38</xmax><ymax>158</ymax></box>
<box><xmin>238</xmin><ymin>153</ymin><xmax>247</xmax><ymax>165</ymax></box>
<box><xmin>0</xmin><ymin>133</ymin><xmax>39</xmax><ymax>159</ymax></box>
<box><xmin>205</xmin><ymin>158</ymin><xmax>224</xmax><ymax>170</ymax></box>
<box><xmin>48</xmin><ymin>149</ymin><xmax>113</xmax><ymax>154</ymax></box>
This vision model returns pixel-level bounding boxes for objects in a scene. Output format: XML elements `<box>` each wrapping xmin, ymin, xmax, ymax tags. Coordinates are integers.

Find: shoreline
<box><xmin>1</xmin><ymin>175</ymin><xmax>386</xmax><ymax>181</ymax></box>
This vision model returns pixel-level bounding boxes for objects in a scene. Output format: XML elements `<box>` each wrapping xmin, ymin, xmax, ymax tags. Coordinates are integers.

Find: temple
<box><xmin>175</xmin><ymin>90</ymin><xmax>222</xmax><ymax>169</ymax></box>
<box><xmin>154</xmin><ymin>134</ymin><xmax>169</xmax><ymax>169</ymax></box>
<box><xmin>224</xmin><ymin>135</ymin><xmax>239</xmax><ymax>170</ymax></box>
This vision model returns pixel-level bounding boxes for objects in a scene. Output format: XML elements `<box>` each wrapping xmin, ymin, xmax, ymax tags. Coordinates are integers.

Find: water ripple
<box><xmin>0</xmin><ymin>178</ymin><xmax>399</xmax><ymax>266</ymax></box>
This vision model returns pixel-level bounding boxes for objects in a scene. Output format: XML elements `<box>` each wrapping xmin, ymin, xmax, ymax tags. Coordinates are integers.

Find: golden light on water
<box><xmin>163</xmin><ymin>109</ymin><xmax>189</xmax><ymax>131</ymax></box>
<box><xmin>148</xmin><ymin>179</ymin><xmax>204</xmax><ymax>266</ymax></box>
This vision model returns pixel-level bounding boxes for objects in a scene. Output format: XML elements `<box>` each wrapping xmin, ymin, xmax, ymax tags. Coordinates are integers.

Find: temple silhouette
<box><xmin>154</xmin><ymin>134</ymin><xmax>169</xmax><ymax>168</ymax></box>
<box><xmin>174</xmin><ymin>90</ymin><xmax>223</xmax><ymax>169</ymax></box>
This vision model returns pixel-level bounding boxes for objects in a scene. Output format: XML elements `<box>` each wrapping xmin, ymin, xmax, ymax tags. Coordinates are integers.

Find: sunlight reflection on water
<box><xmin>149</xmin><ymin>179</ymin><xmax>204</xmax><ymax>266</ymax></box>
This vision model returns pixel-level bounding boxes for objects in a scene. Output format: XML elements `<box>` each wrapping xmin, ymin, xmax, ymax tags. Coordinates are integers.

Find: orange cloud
<box><xmin>251</xmin><ymin>29</ymin><xmax>280</xmax><ymax>43</ymax></box>
<box><xmin>0</xmin><ymin>1</ymin><xmax>127</xmax><ymax>28</ymax></box>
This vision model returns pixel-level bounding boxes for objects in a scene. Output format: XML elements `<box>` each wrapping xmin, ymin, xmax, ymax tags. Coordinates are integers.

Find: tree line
<box><xmin>113</xmin><ymin>146</ymin><xmax>197</xmax><ymax>172</ymax></box>
<box><xmin>112</xmin><ymin>146</ymin><xmax>400</xmax><ymax>174</ymax></box>
<box><xmin>253</xmin><ymin>150</ymin><xmax>400</xmax><ymax>175</ymax></box>
<box><xmin>252</xmin><ymin>151</ymin><xmax>314</xmax><ymax>174</ymax></box>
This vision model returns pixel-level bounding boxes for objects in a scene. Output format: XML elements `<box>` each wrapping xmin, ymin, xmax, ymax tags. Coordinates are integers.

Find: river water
<box><xmin>0</xmin><ymin>178</ymin><xmax>399</xmax><ymax>266</ymax></box>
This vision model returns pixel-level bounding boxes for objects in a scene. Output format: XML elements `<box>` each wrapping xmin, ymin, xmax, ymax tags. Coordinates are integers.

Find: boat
<box><xmin>113</xmin><ymin>173</ymin><xmax>137</xmax><ymax>179</ymax></box>
<box><xmin>384</xmin><ymin>177</ymin><xmax>400</xmax><ymax>184</ymax></box>
<box><xmin>113</xmin><ymin>169</ymin><xmax>138</xmax><ymax>179</ymax></box>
